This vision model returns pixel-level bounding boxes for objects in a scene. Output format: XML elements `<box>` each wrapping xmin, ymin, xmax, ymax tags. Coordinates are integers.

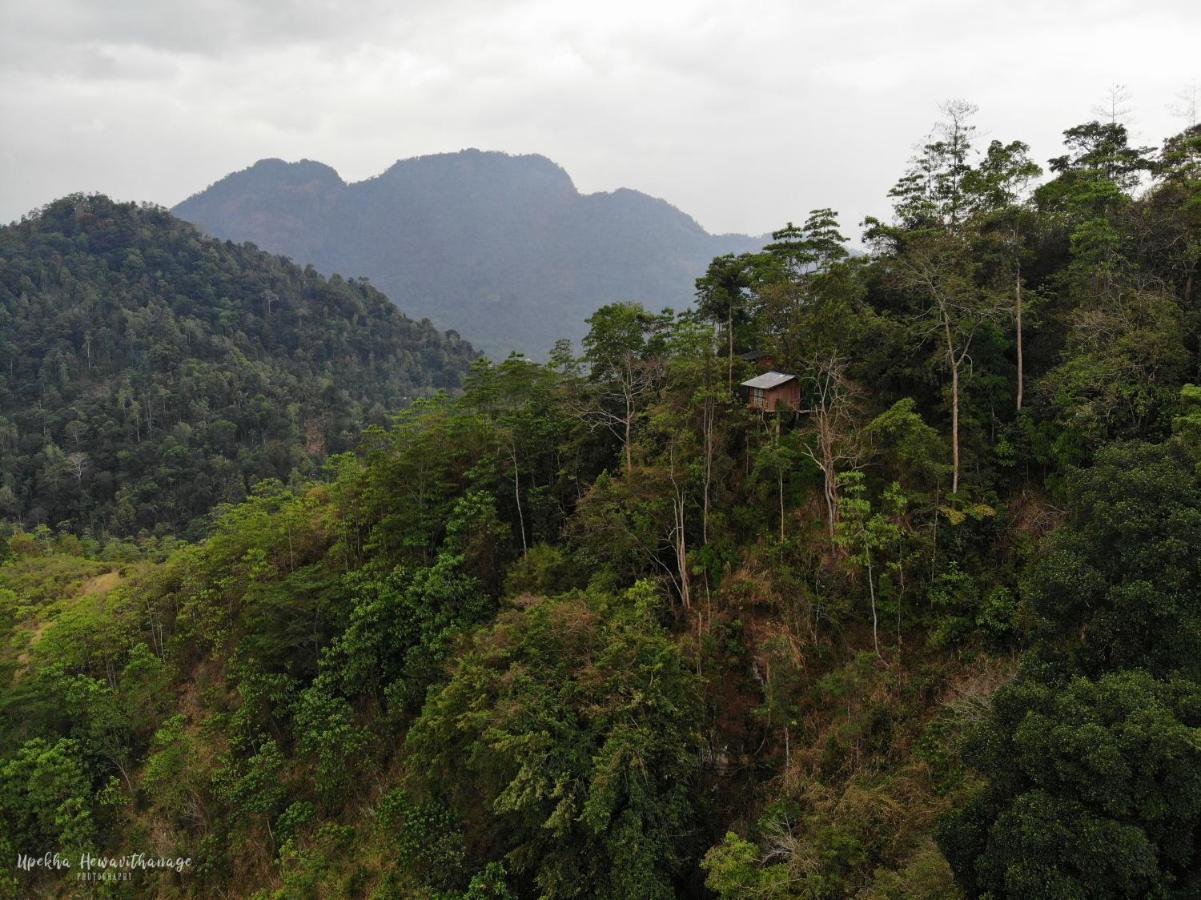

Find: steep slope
<box><xmin>0</xmin><ymin>194</ymin><xmax>477</xmax><ymax>537</ymax></box>
<box><xmin>174</xmin><ymin>150</ymin><xmax>762</xmax><ymax>356</ymax></box>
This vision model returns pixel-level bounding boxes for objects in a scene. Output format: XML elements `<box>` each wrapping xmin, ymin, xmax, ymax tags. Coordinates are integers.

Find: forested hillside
<box><xmin>3</xmin><ymin>109</ymin><xmax>1201</xmax><ymax>899</ymax></box>
<box><xmin>172</xmin><ymin>150</ymin><xmax>762</xmax><ymax>357</ymax></box>
<box><xmin>0</xmin><ymin>196</ymin><xmax>477</xmax><ymax>537</ymax></box>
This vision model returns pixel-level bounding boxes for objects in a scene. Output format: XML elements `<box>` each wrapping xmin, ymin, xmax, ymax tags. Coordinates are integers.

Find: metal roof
<box><xmin>740</xmin><ymin>371</ymin><xmax>797</xmax><ymax>390</ymax></box>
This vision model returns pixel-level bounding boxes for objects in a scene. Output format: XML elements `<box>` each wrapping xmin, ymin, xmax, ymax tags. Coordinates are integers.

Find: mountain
<box><xmin>173</xmin><ymin>150</ymin><xmax>762</xmax><ymax>357</ymax></box>
<box><xmin>0</xmin><ymin>194</ymin><xmax>477</xmax><ymax>537</ymax></box>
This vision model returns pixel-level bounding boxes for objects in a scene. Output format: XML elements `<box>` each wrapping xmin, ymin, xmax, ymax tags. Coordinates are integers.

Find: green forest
<box><xmin>2</xmin><ymin>105</ymin><xmax>1201</xmax><ymax>898</ymax></box>
<box><xmin>0</xmin><ymin>196</ymin><xmax>477</xmax><ymax>538</ymax></box>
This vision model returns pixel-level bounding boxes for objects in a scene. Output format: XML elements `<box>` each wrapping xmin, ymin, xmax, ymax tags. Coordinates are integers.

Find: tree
<box><xmin>888</xmin><ymin>100</ymin><xmax>980</xmax><ymax>230</ymax></box>
<box><xmin>966</xmin><ymin>140</ymin><xmax>1042</xmax><ymax>410</ymax></box>
<box><xmin>751</xmin><ymin>416</ymin><xmax>794</xmax><ymax>544</ymax></box>
<box><xmin>406</xmin><ymin>584</ymin><xmax>703</xmax><ymax>899</ymax></box>
<box><xmin>797</xmin><ymin>354</ymin><xmax>863</xmax><ymax>544</ymax></box>
<box><xmin>1092</xmin><ymin>82</ymin><xmax>1135</xmax><ymax>128</ymax></box>
<box><xmin>756</xmin><ymin>210</ymin><xmax>868</xmax><ymax>539</ymax></box>
<box><xmin>0</xmin><ymin>738</ymin><xmax>96</xmax><ymax>855</ymax></box>
<box><xmin>1048</xmin><ymin>120</ymin><xmax>1153</xmax><ymax>190</ymax></box>
<box><xmin>1147</xmin><ymin>125</ymin><xmax>1201</xmax><ymax>308</ymax></box>
<box><xmin>66</xmin><ymin>451</ymin><xmax>88</xmax><ymax>485</ymax></box>
<box><xmin>695</xmin><ymin>254</ymin><xmax>755</xmax><ymax>386</ymax></box>
<box><xmin>888</xmin><ymin>228</ymin><xmax>1005</xmax><ymax>494</ymax></box>
<box><xmin>835</xmin><ymin>473</ymin><xmax>905</xmax><ymax>657</ymax></box>
<box><xmin>940</xmin><ymin>671</ymin><xmax>1201</xmax><ymax>899</ymax></box>
<box><xmin>1022</xmin><ymin>439</ymin><xmax>1201</xmax><ymax>680</ymax></box>
<box><xmin>757</xmin><ymin>209</ymin><xmax>861</xmax><ymax>370</ymax></box>
<box><xmin>872</xmin><ymin>102</ymin><xmax>1013</xmax><ymax>493</ymax></box>
<box><xmin>763</xmin><ymin>208</ymin><xmax>849</xmax><ymax>277</ymax></box>
<box><xmin>463</xmin><ymin>355</ymin><xmax>571</xmax><ymax>555</ymax></box>
<box><xmin>580</xmin><ymin>303</ymin><xmax>669</xmax><ymax>474</ymax></box>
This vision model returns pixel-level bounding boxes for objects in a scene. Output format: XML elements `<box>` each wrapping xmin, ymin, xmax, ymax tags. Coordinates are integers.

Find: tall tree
<box><xmin>580</xmin><ymin>302</ymin><xmax>668</xmax><ymax>474</ymax></box>
<box><xmin>888</xmin><ymin>99</ymin><xmax>980</xmax><ymax>230</ymax></box>
<box><xmin>696</xmin><ymin>254</ymin><xmax>755</xmax><ymax>387</ymax></box>
<box><xmin>966</xmin><ymin>139</ymin><xmax>1042</xmax><ymax>410</ymax></box>
<box><xmin>872</xmin><ymin>103</ymin><xmax>1014</xmax><ymax>492</ymax></box>
<box><xmin>797</xmin><ymin>353</ymin><xmax>863</xmax><ymax>545</ymax></box>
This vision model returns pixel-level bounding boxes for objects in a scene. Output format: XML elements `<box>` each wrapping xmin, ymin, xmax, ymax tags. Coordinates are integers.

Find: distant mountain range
<box><xmin>173</xmin><ymin>150</ymin><xmax>762</xmax><ymax>356</ymax></box>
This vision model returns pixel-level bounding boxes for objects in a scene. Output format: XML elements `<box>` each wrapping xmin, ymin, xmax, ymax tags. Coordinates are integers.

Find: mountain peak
<box><xmin>378</xmin><ymin>149</ymin><xmax>578</xmax><ymax>197</ymax></box>
<box><xmin>174</xmin><ymin>152</ymin><xmax>760</xmax><ymax>357</ymax></box>
<box><xmin>245</xmin><ymin>157</ymin><xmax>344</xmax><ymax>182</ymax></box>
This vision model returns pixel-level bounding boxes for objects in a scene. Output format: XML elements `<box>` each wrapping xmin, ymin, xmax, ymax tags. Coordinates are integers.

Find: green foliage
<box><xmin>0</xmin><ymin>194</ymin><xmax>475</xmax><ymax>536</ymax></box>
<box><xmin>293</xmin><ymin>679</ymin><xmax>370</xmax><ymax>807</ymax></box>
<box><xmin>941</xmin><ymin>434</ymin><xmax>1201</xmax><ymax>896</ymax></box>
<box><xmin>702</xmin><ymin>831</ymin><xmax>791</xmax><ymax>898</ymax></box>
<box><xmin>867</xmin><ymin>398</ymin><xmax>949</xmax><ymax>492</ymax></box>
<box><xmin>407</xmin><ymin>582</ymin><xmax>703</xmax><ymax>898</ymax></box>
<box><xmin>319</xmin><ymin>552</ymin><xmax>493</xmax><ymax>717</ymax></box>
<box><xmin>7</xmin><ymin>108</ymin><xmax>1201</xmax><ymax>900</ymax></box>
<box><xmin>0</xmin><ymin>738</ymin><xmax>97</xmax><ymax>854</ymax></box>
<box><xmin>942</xmin><ymin>671</ymin><xmax>1201</xmax><ymax>898</ymax></box>
<box><xmin>375</xmin><ymin>788</ymin><xmax>467</xmax><ymax>891</ymax></box>
<box><xmin>1024</xmin><ymin>439</ymin><xmax>1201</xmax><ymax>679</ymax></box>
<box><xmin>140</xmin><ymin>714</ymin><xmax>200</xmax><ymax>826</ymax></box>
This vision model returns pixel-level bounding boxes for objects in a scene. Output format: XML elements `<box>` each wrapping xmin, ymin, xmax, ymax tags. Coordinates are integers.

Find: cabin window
<box><xmin>752</xmin><ymin>388</ymin><xmax>765</xmax><ymax>407</ymax></box>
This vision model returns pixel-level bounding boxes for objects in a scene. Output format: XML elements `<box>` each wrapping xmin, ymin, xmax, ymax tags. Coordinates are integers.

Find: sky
<box><xmin>1</xmin><ymin>0</ymin><xmax>1199</xmax><ymax>239</ymax></box>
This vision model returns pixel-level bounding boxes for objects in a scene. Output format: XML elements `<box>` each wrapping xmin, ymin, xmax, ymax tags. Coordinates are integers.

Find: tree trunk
<box><xmin>669</xmin><ymin>443</ymin><xmax>691</xmax><ymax>609</ymax></box>
<box><xmin>511</xmin><ymin>440</ymin><xmax>527</xmax><ymax>553</ymax></box>
<box><xmin>819</xmin><ymin>409</ymin><xmax>839</xmax><ymax>547</ymax></box>
<box><xmin>779</xmin><ymin>469</ymin><xmax>785</xmax><ymax>542</ymax></box>
<box><xmin>676</xmin><ymin>498</ymin><xmax>691</xmax><ymax>609</ymax></box>
<box><xmin>624</xmin><ymin>414</ymin><xmax>632</xmax><ymax>475</ymax></box>
<box><xmin>944</xmin><ymin>313</ymin><xmax>960</xmax><ymax>494</ymax></box>
<box><xmin>113</xmin><ymin>758</ymin><xmax>135</xmax><ymax>795</ymax></box>
<box><xmin>727</xmin><ymin>307</ymin><xmax>734</xmax><ymax>389</ymax></box>
<box><xmin>824</xmin><ymin>466</ymin><xmax>839</xmax><ymax>547</ymax></box>
<box><xmin>702</xmin><ymin>398</ymin><xmax>713</xmax><ymax>545</ymax></box>
<box><xmin>1015</xmin><ymin>271</ymin><xmax>1024</xmax><ymax>412</ymax></box>
<box><xmin>951</xmin><ymin>362</ymin><xmax>960</xmax><ymax>494</ymax></box>
<box><xmin>776</xmin><ymin>417</ymin><xmax>785</xmax><ymax>542</ymax></box>
<box><xmin>866</xmin><ymin>550</ymin><xmax>880</xmax><ymax>658</ymax></box>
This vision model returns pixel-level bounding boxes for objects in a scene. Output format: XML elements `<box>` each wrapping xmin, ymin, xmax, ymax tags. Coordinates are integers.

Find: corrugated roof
<box><xmin>740</xmin><ymin>371</ymin><xmax>797</xmax><ymax>390</ymax></box>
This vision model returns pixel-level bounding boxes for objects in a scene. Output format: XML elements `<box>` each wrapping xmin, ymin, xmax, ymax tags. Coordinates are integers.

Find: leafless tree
<box><xmin>571</xmin><ymin>353</ymin><xmax>665</xmax><ymax>475</ymax></box>
<box><xmin>66</xmin><ymin>451</ymin><xmax>89</xmax><ymax>484</ymax></box>
<box><xmin>1093</xmin><ymin>82</ymin><xmax>1135</xmax><ymax>127</ymax></box>
<box><xmin>797</xmin><ymin>354</ymin><xmax>864</xmax><ymax>546</ymax></box>
<box><xmin>1169</xmin><ymin>81</ymin><xmax>1199</xmax><ymax>128</ymax></box>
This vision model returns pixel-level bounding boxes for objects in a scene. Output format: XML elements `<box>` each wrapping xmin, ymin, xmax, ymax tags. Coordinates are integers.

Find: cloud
<box><xmin>1</xmin><ymin>0</ymin><xmax>1199</xmax><ymax>235</ymax></box>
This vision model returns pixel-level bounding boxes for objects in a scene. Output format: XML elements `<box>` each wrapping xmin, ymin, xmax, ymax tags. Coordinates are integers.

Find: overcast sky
<box><xmin>1</xmin><ymin>0</ymin><xmax>1199</xmax><ymax>238</ymax></box>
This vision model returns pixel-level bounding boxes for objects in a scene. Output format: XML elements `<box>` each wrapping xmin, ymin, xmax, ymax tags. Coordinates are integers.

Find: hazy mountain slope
<box><xmin>0</xmin><ymin>195</ymin><xmax>477</xmax><ymax>536</ymax></box>
<box><xmin>174</xmin><ymin>150</ymin><xmax>762</xmax><ymax>356</ymax></box>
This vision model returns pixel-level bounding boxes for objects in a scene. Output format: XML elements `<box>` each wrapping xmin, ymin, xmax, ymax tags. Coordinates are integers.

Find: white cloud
<box><xmin>1</xmin><ymin>0</ymin><xmax>1198</xmax><ymax>237</ymax></box>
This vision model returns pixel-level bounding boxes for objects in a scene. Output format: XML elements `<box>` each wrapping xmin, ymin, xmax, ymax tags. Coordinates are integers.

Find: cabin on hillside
<box><xmin>741</xmin><ymin>371</ymin><xmax>800</xmax><ymax>412</ymax></box>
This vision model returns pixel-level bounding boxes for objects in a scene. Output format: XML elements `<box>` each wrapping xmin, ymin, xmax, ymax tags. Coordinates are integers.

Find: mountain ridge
<box><xmin>174</xmin><ymin>150</ymin><xmax>763</xmax><ymax>356</ymax></box>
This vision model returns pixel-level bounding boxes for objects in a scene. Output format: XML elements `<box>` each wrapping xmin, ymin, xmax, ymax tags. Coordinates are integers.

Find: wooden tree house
<box><xmin>741</xmin><ymin>371</ymin><xmax>800</xmax><ymax>412</ymax></box>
